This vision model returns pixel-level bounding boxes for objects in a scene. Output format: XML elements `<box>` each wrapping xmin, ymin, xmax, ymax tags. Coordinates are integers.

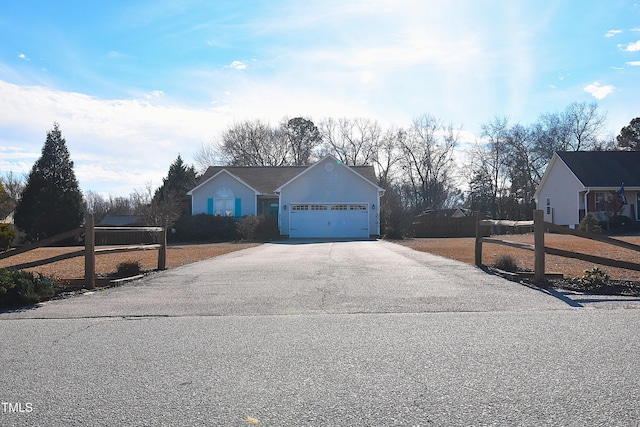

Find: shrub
<box><xmin>577</xmin><ymin>213</ymin><xmax>602</xmax><ymax>233</ymax></box>
<box><xmin>609</xmin><ymin>215</ymin><xmax>633</xmax><ymax>231</ymax></box>
<box><xmin>0</xmin><ymin>268</ymin><xmax>55</xmax><ymax>308</ymax></box>
<box><xmin>238</xmin><ymin>215</ymin><xmax>279</xmax><ymax>241</ymax></box>
<box><xmin>116</xmin><ymin>261</ymin><xmax>142</xmax><ymax>277</ymax></box>
<box><xmin>169</xmin><ymin>214</ymin><xmax>238</xmax><ymax>242</ymax></box>
<box><xmin>0</xmin><ymin>223</ymin><xmax>17</xmax><ymax>251</ymax></box>
<box><xmin>383</xmin><ymin>227</ymin><xmax>403</xmax><ymax>240</ymax></box>
<box><xmin>579</xmin><ymin>267</ymin><xmax>610</xmax><ymax>290</ymax></box>
<box><xmin>494</xmin><ymin>254</ymin><xmax>518</xmax><ymax>272</ymax></box>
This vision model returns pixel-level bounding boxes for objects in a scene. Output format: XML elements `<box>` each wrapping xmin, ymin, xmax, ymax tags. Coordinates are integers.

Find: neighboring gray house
<box><xmin>187</xmin><ymin>154</ymin><xmax>385</xmax><ymax>238</ymax></box>
<box><xmin>534</xmin><ymin>151</ymin><xmax>640</xmax><ymax>227</ymax></box>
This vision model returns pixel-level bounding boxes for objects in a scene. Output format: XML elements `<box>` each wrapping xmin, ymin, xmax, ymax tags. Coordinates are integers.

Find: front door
<box><xmin>258</xmin><ymin>197</ymin><xmax>279</xmax><ymax>222</ymax></box>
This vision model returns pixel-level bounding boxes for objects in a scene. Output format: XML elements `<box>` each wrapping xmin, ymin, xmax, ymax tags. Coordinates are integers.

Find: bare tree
<box><xmin>83</xmin><ymin>191</ymin><xmax>111</xmax><ymax>224</ymax></box>
<box><xmin>1</xmin><ymin>171</ymin><xmax>24</xmax><ymax>203</ymax></box>
<box><xmin>318</xmin><ymin>117</ymin><xmax>382</xmax><ymax>166</ymax></box>
<box><xmin>564</xmin><ymin>101</ymin><xmax>607</xmax><ymax>151</ymax></box>
<box><xmin>478</xmin><ymin>116</ymin><xmax>511</xmax><ymax>217</ymax></box>
<box><xmin>220</xmin><ymin>119</ymin><xmax>290</xmax><ymax>166</ymax></box>
<box><xmin>281</xmin><ymin>117</ymin><xmax>321</xmax><ymax>165</ymax></box>
<box><xmin>369</xmin><ymin>127</ymin><xmax>403</xmax><ymax>188</ymax></box>
<box><xmin>0</xmin><ymin>171</ymin><xmax>24</xmax><ymax>221</ymax></box>
<box><xmin>398</xmin><ymin>114</ymin><xmax>460</xmax><ymax>213</ymax></box>
<box><xmin>193</xmin><ymin>141</ymin><xmax>222</xmax><ymax>173</ymax></box>
<box><xmin>503</xmin><ymin>124</ymin><xmax>538</xmax><ymax>219</ymax></box>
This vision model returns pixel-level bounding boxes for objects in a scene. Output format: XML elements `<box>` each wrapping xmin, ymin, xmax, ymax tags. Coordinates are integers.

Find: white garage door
<box><xmin>289</xmin><ymin>204</ymin><xmax>369</xmax><ymax>238</ymax></box>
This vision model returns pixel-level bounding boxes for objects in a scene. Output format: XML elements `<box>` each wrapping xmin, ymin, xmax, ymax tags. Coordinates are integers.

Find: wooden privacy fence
<box><xmin>475</xmin><ymin>210</ymin><xmax>640</xmax><ymax>281</ymax></box>
<box><xmin>0</xmin><ymin>214</ymin><xmax>167</xmax><ymax>289</ymax></box>
<box><xmin>413</xmin><ymin>215</ymin><xmax>480</xmax><ymax>238</ymax></box>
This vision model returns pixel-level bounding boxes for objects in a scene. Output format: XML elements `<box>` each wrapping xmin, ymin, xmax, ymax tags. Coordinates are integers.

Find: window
<box><xmin>595</xmin><ymin>192</ymin><xmax>613</xmax><ymax>211</ymax></box>
<box><xmin>546</xmin><ymin>198</ymin><xmax>551</xmax><ymax>215</ymax></box>
<box><xmin>350</xmin><ymin>204</ymin><xmax>368</xmax><ymax>211</ymax></box>
<box><xmin>214</xmin><ymin>188</ymin><xmax>235</xmax><ymax>217</ymax></box>
<box><xmin>311</xmin><ymin>205</ymin><xmax>327</xmax><ymax>211</ymax></box>
<box><xmin>292</xmin><ymin>205</ymin><xmax>308</xmax><ymax>211</ymax></box>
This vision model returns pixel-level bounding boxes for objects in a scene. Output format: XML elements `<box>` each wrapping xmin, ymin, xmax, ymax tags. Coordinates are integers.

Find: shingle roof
<box><xmin>195</xmin><ymin>164</ymin><xmax>379</xmax><ymax>194</ymax></box>
<box><xmin>557</xmin><ymin>151</ymin><xmax>640</xmax><ymax>187</ymax></box>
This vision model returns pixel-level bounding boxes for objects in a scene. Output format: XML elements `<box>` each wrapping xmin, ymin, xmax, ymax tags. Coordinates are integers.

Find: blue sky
<box><xmin>1</xmin><ymin>0</ymin><xmax>639</xmax><ymax>196</ymax></box>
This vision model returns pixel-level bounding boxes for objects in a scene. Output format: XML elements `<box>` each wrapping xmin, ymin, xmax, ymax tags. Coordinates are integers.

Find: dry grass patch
<box><xmin>0</xmin><ymin>242</ymin><xmax>260</xmax><ymax>281</ymax></box>
<box><xmin>396</xmin><ymin>234</ymin><xmax>640</xmax><ymax>282</ymax></box>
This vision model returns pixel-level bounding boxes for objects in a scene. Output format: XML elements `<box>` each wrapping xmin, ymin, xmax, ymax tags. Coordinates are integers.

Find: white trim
<box><xmin>534</xmin><ymin>152</ymin><xmax>585</xmax><ymax>201</ymax></box>
<box><xmin>287</xmin><ymin>201</ymin><xmax>371</xmax><ymax>238</ymax></box>
<box><xmin>274</xmin><ymin>154</ymin><xmax>384</xmax><ymax>193</ymax></box>
<box><xmin>187</xmin><ymin>169</ymin><xmax>260</xmax><ymax>196</ymax></box>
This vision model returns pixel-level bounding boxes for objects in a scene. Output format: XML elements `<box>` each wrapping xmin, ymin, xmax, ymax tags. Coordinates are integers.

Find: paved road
<box><xmin>1</xmin><ymin>241</ymin><xmax>639</xmax><ymax>426</ymax></box>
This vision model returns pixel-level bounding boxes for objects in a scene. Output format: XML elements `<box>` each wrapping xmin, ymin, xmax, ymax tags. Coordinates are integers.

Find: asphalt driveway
<box><xmin>4</xmin><ymin>239</ymin><xmax>625</xmax><ymax>320</ymax></box>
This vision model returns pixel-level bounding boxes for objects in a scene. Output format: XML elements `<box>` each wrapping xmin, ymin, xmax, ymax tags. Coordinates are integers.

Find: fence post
<box><xmin>158</xmin><ymin>218</ymin><xmax>167</xmax><ymax>270</ymax></box>
<box><xmin>475</xmin><ymin>213</ymin><xmax>483</xmax><ymax>267</ymax></box>
<box><xmin>84</xmin><ymin>213</ymin><xmax>96</xmax><ymax>289</ymax></box>
<box><xmin>534</xmin><ymin>209</ymin><xmax>545</xmax><ymax>282</ymax></box>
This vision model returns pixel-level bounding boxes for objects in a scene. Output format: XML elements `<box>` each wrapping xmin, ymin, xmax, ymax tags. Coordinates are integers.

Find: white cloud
<box><xmin>228</xmin><ymin>60</ymin><xmax>247</xmax><ymax>70</ymax></box>
<box><xmin>18</xmin><ymin>53</ymin><xmax>30</xmax><ymax>61</ymax></box>
<box><xmin>619</xmin><ymin>40</ymin><xmax>640</xmax><ymax>51</ymax></box>
<box><xmin>583</xmin><ymin>82</ymin><xmax>615</xmax><ymax>99</ymax></box>
<box><xmin>605</xmin><ymin>29</ymin><xmax>622</xmax><ymax>37</ymax></box>
<box><xmin>107</xmin><ymin>51</ymin><xmax>127</xmax><ymax>59</ymax></box>
<box><xmin>0</xmin><ymin>80</ymin><xmax>233</xmax><ymax>195</ymax></box>
<box><xmin>144</xmin><ymin>90</ymin><xmax>164</xmax><ymax>99</ymax></box>
<box><xmin>627</xmin><ymin>61</ymin><xmax>640</xmax><ymax>66</ymax></box>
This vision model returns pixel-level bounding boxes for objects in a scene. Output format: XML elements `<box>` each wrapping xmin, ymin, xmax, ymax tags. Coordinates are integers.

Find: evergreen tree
<box><xmin>14</xmin><ymin>123</ymin><xmax>85</xmax><ymax>241</ymax></box>
<box><xmin>616</xmin><ymin>117</ymin><xmax>640</xmax><ymax>151</ymax></box>
<box><xmin>152</xmin><ymin>155</ymin><xmax>197</xmax><ymax>225</ymax></box>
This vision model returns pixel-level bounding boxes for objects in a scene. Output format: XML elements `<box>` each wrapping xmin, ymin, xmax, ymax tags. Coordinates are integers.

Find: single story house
<box><xmin>534</xmin><ymin>151</ymin><xmax>640</xmax><ymax>227</ymax></box>
<box><xmin>187</xmin><ymin>154</ymin><xmax>385</xmax><ymax>238</ymax></box>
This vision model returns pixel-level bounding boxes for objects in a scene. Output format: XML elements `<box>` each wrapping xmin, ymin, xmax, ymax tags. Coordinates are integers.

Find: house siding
<box><xmin>191</xmin><ymin>172</ymin><xmax>256</xmax><ymax>217</ymax></box>
<box><xmin>536</xmin><ymin>159</ymin><xmax>584</xmax><ymax>226</ymax></box>
<box><xmin>279</xmin><ymin>157</ymin><xmax>380</xmax><ymax>236</ymax></box>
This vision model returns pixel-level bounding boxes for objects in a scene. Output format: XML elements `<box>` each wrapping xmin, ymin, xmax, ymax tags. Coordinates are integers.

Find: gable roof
<box><xmin>275</xmin><ymin>154</ymin><xmax>384</xmax><ymax>193</ymax></box>
<box><xmin>190</xmin><ymin>158</ymin><xmax>380</xmax><ymax>195</ymax></box>
<box><xmin>556</xmin><ymin>151</ymin><xmax>640</xmax><ymax>187</ymax></box>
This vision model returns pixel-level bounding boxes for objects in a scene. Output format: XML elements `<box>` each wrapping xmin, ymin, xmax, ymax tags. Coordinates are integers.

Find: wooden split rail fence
<box><xmin>0</xmin><ymin>214</ymin><xmax>167</xmax><ymax>289</ymax></box>
<box><xmin>475</xmin><ymin>210</ymin><xmax>640</xmax><ymax>281</ymax></box>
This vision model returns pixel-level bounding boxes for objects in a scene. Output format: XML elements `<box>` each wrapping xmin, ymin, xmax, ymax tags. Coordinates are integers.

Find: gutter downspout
<box><xmin>584</xmin><ymin>188</ymin><xmax>590</xmax><ymax>219</ymax></box>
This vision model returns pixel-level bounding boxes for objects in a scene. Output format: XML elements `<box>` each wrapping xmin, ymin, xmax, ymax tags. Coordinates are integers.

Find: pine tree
<box><xmin>616</xmin><ymin>117</ymin><xmax>640</xmax><ymax>151</ymax></box>
<box><xmin>152</xmin><ymin>155</ymin><xmax>197</xmax><ymax>225</ymax></box>
<box><xmin>14</xmin><ymin>123</ymin><xmax>85</xmax><ymax>241</ymax></box>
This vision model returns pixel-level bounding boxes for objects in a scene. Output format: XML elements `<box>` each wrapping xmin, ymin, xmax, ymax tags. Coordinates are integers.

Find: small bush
<box><xmin>238</xmin><ymin>215</ymin><xmax>279</xmax><ymax>241</ymax></box>
<box><xmin>494</xmin><ymin>254</ymin><xmax>518</xmax><ymax>272</ymax></box>
<box><xmin>116</xmin><ymin>261</ymin><xmax>142</xmax><ymax>277</ymax></box>
<box><xmin>579</xmin><ymin>267</ymin><xmax>610</xmax><ymax>290</ymax></box>
<box><xmin>383</xmin><ymin>227</ymin><xmax>403</xmax><ymax>240</ymax></box>
<box><xmin>0</xmin><ymin>223</ymin><xmax>17</xmax><ymax>251</ymax></box>
<box><xmin>609</xmin><ymin>215</ymin><xmax>633</xmax><ymax>231</ymax></box>
<box><xmin>577</xmin><ymin>213</ymin><xmax>602</xmax><ymax>233</ymax></box>
<box><xmin>0</xmin><ymin>268</ymin><xmax>55</xmax><ymax>308</ymax></box>
<box><xmin>169</xmin><ymin>214</ymin><xmax>238</xmax><ymax>242</ymax></box>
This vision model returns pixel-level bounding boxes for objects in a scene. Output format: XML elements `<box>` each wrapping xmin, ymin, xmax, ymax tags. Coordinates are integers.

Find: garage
<box><xmin>289</xmin><ymin>203</ymin><xmax>369</xmax><ymax>238</ymax></box>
